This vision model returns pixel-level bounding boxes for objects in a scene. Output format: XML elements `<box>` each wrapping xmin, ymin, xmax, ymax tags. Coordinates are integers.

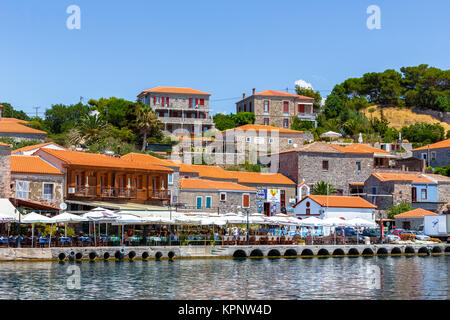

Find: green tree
<box><xmin>231</xmin><ymin>112</ymin><xmax>255</xmax><ymax>127</ymax></box>
<box><xmin>400</xmin><ymin>123</ymin><xmax>445</xmax><ymax>144</ymax></box>
<box><xmin>0</xmin><ymin>102</ymin><xmax>30</xmax><ymax>120</ymax></box>
<box><xmin>311</xmin><ymin>181</ymin><xmax>337</xmax><ymax>195</ymax></box>
<box><xmin>295</xmin><ymin>86</ymin><xmax>322</xmax><ymax>110</ymax></box>
<box><xmin>387</xmin><ymin>202</ymin><xmax>413</xmax><ymax>219</ymax></box>
<box><xmin>135</xmin><ymin>104</ymin><xmax>162</xmax><ymax>151</ymax></box>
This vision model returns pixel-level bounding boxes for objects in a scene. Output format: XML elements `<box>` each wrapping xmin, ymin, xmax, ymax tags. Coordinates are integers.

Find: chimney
<box><xmin>243</xmin><ymin>93</ymin><xmax>245</xmax><ymax>99</ymax></box>
<box><xmin>252</xmin><ymin>88</ymin><xmax>255</xmax><ymax>95</ymax></box>
<box><xmin>0</xmin><ymin>104</ymin><xmax>3</xmax><ymax>121</ymax></box>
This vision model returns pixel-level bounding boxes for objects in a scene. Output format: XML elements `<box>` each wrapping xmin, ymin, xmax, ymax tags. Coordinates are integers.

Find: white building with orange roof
<box><xmin>137</xmin><ymin>86</ymin><xmax>215</xmax><ymax>136</ymax></box>
<box><xmin>0</xmin><ymin>105</ymin><xmax>47</xmax><ymax>142</ymax></box>
<box><xmin>235</xmin><ymin>89</ymin><xmax>316</xmax><ymax>128</ymax></box>
<box><xmin>292</xmin><ymin>195</ymin><xmax>376</xmax><ymax>221</ymax></box>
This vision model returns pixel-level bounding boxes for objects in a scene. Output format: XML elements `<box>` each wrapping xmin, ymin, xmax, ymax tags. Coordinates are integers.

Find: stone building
<box><xmin>235</xmin><ymin>89</ymin><xmax>316</xmax><ymax>129</ymax></box>
<box><xmin>394</xmin><ymin>208</ymin><xmax>438</xmax><ymax>230</ymax></box>
<box><xmin>178</xmin><ymin>178</ymin><xmax>257</xmax><ymax>213</ymax></box>
<box><xmin>210</xmin><ymin>124</ymin><xmax>313</xmax><ymax>167</ymax></box>
<box><xmin>10</xmin><ymin>155</ymin><xmax>64</xmax><ymax>208</ymax></box>
<box><xmin>0</xmin><ymin>142</ymin><xmax>11</xmax><ymax>198</ymax></box>
<box><xmin>363</xmin><ymin>172</ymin><xmax>450</xmax><ymax>212</ymax></box>
<box><xmin>0</xmin><ymin>105</ymin><xmax>46</xmax><ymax>142</ymax></box>
<box><xmin>411</xmin><ymin>138</ymin><xmax>450</xmax><ymax>167</ymax></box>
<box><xmin>273</xmin><ymin>142</ymin><xmax>375</xmax><ymax>196</ymax></box>
<box><xmin>137</xmin><ymin>87</ymin><xmax>215</xmax><ymax>136</ymax></box>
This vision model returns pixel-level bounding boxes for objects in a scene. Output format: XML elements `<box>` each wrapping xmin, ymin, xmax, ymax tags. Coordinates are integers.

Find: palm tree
<box><xmin>135</xmin><ymin>105</ymin><xmax>161</xmax><ymax>151</ymax></box>
<box><xmin>311</xmin><ymin>181</ymin><xmax>337</xmax><ymax>195</ymax></box>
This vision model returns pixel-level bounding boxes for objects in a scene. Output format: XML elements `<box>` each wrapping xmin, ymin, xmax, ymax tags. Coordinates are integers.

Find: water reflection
<box><xmin>0</xmin><ymin>256</ymin><xmax>447</xmax><ymax>300</ymax></box>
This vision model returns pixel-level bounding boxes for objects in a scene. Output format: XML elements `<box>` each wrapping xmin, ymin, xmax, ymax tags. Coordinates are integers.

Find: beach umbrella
<box><xmin>113</xmin><ymin>214</ymin><xmax>145</xmax><ymax>245</ymax></box>
<box><xmin>320</xmin><ymin>131</ymin><xmax>342</xmax><ymax>140</ymax></box>
<box><xmin>347</xmin><ymin>218</ymin><xmax>377</xmax><ymax>245</ymax></box>
<box><xmin>21</xmin><ymin>212</ymin><xmax>53</xmax><ymax>247</ymax></box>
<box><xmin>301</xmin><ymin>217</ymin><xmax>330</xmax><ymax>245</ymax></box>
<box><xmin>49</xmin><ymin>212</ymin><xmax>88</xmax><ymax>247</ymax></box>
<box><xmin>83</xmin><ymin>207</ymin><xmax>120</xmax><ymax>242</ymax></box>
<box><xmin>322</xmin><ymin>217</ymin><xmax>353</xmax><ymax>245</ymax></box>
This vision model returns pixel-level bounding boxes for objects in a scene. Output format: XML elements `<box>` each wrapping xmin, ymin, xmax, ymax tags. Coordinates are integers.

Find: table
<box><xmin>59</xmin><ymin>237</ymin><xmax>72</xmax><ymax>246</ymax></box>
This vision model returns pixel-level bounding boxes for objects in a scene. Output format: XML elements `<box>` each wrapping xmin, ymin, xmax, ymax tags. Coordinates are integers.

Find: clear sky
<box><xmin>1</xmin><ymin>0</ymin><xmax>449</xmax><ymax>117</ymax></box>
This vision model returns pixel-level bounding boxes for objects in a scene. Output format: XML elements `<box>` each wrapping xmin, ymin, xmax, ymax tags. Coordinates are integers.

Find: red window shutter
<box><xmin>195</xmin><ymin>98</ymin><xmax>198</xmax><ymax>105</ymax></box>
<box><xmin>243</xmin><ymin>194</ymin><xmax>250</xmax><ymax>208</ymax></box>
<box><xmin>162</xmin><ymin>97</ymin><xmax>165</xmax><ymax>106</ymax></box>
<box><xmin>283</xmin><ymin>101</ymin><xmax>289</xmax><ymax>113</ymax></box>
<box><xmin>166</xmin><ymin>97</ymin><xmax>169</xmax><ymax>106</ymax></box>
<box><xmin>200</xmin><ymin>99</ymin><xmax>204</xmax><ymax>106</ymax></box>
<box><xmin>249</xmin><ymin>102</ymin><xmax>252</xmax><ymax>112</ymax></box>
<box><xmin>153</xmin><ymin>96</ymin><xmax>156</xmax><ymax>105</ymax></box>
<box><xmin>298</xmin><ymin>104</ymin><xmax>305</xmax><ymax>113</ymax></box>
<box><xmin>203</xmin><ymin>113</ymin><xmax>206</xmax><ymax>119</ymax></box>
<box><xmin>189</xmin><ymin>98</ymin><xmax>192</xmax><ymax>108</ymax></box>
<box><xmin>268</xmin><ymin>100</ymin><xmax>270</xmax><ymax>112</ymax></box>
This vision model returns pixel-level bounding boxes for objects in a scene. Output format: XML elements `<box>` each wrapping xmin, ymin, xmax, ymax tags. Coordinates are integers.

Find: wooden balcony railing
<box><xmin>70</xmin><ymin>186</ymin><xmax>168</xmax><ymax>201</ymax></box>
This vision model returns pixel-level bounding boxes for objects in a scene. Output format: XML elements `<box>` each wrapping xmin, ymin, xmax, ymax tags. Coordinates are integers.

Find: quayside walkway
<box><xmin>0</xmin><ymin>244</ymin><xmax>449</xmax><ymax>261</ymax></box>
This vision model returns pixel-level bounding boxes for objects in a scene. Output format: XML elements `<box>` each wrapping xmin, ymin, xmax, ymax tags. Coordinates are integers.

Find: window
<box><xmin>298</xmin><ymin>104</ymin><xmax>305</xmax><ymax>113</ymax></box>
<box><xmin>242</xmin><ymin>194</ymin><xmax>250</xmax><ymax>208</ymax></box>
<box><xmin>283</xmin><ymin>119</ymin><xmax>289</xmax><ymax>128</ymax></box>
<box><xmin>264</xmin><ymin>100</ymin><xmax>270</xmax><ymax>113</ymax></box>
<box><xmin>306</xmin><ymin>208</ymin><xmax>310</xmax><ymax>215</ymax></box>
<box><xmin>421</xmin><ymin>189</ymin><xmax>427</xmax><ymax>200</ymax></box>
<box><xmin>431</xmin><ymin>152</ymin><xmax>436</xmax><ymax>160</ymax></box>
<box><xmin>199</xmin><ymin>99</ymin><xmax>205</xmax><ymax>106</ymax></box>
<box><xmin>16</xmin><ymin>181</ymin><xmax>30</xmax><ymax>200</ymax></box>
<box><xmin>196</xmin><ymin>196</ymin><xmax>203</xmax><ymax>209</ymax></box>
<box><xmin>356</xmin><ymin>161</ymin><xmax>361</xmax><ymax>171</ymax></box>
<box><xmin>168</xmin><ymin>173</ymin><xmax>173</xmax><ymax>185</ymax></box>
<box><xmin>249</xmin><ymin>101</ymin><xmax>252</xmax><ymax>112</ymax></box>
<box><xmin>322</xmin><ymin>160</ymin><xmax>329</xmax><ymax>171</ymax></box>
<box><xmin>421</xmin><ymin>153</ymin><xmax>427</xmax><ymax>160</ymax></box>
<box><xmin>205</xmin><ymin>196</ymin><xmax>212</xmax><ymax>209</ymax></box>
<box><xmin>288</xmin><ymin>139</ymin><xmax>293</xmax><ymax>144</ymax></box>
<box><xmin>220</xmin><ymin>192</ymin><xmax>227</xmax><ymax>201</ymax></box>
<box><xmin>264</xmin><ymin>118</ymin><xmax>269</xmax><ymax>125</ymax></box>
<box><xmin>283</xmin><ymin>101</ymin><xmax>289</xmax><ymax>113</ymax></box>
<box><xmin>246</xmin><ymin>137</ymin><xmax>251</xmax><ymax>143</ymax></box>
<box><xmin>269</xmin><ymin>138</ymin><xmax>274</xmax><ymax>144</ymax></box>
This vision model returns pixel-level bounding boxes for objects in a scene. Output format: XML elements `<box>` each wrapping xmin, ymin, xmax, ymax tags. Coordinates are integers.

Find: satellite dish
<box><xmin>60</xmin><ymin>203</ymin><xmax>67</xmax><ymax>210</ymax></box>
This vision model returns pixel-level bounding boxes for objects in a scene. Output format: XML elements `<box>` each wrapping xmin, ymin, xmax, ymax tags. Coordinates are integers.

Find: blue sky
<box><xmin>0</xmin><ymin>0</ymin><xmax>449</xmax><ymax>117</ymax></box>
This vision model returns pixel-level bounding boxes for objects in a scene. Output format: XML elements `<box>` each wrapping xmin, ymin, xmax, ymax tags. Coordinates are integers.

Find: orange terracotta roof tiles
<box><xmin>179</xmin><ymin>164</ymin><xmax>237</xmax><ymax>180</ymax></box>
<box><xmin>297</xmin><ymin>195</ymin><xmax>377</xmax><ymax>209</ymax></box>
<box><xmin>138</xmin><ymin>86</ymin><xmax>210</xmax><ymax>96</ymax></box>
<box><xmin>227</xmin><ymin>171</ymin><xmax>295</xmax><ymax>185</ymax></box>
<box><xmin>179</xmin><ymin>178</ymin><xmax>257</xmax><ymax>192</ymax></box>
<box><xmin>279</xmin><ymin>142</ymin><xmax>345</xmax><ymax>154</ymax></box>
<box><xmin>254</xmin><ymin>90</ymin><xmax>314</xmax><ymax>100</ymax></box>
<box><xmin>39</xmin><ymin>149</ymin><xmax>173</xmax><ymax>172</ymax></box>
<box><xmin>223</xmin><ymin>124</ymin><xmax>304</xmax><ymax>135</ymax></box>
<box><xmin>0</xmin><ymin>142</ymin><xmax>10</xmax><ymax>147</ymax></box>
<box><xmin>121</xmin><ymin>153</ymin><xmax>180</xmax><ymax>168</ymax></box>
<box><xmin>12</xmin><ymin>142</ymin><xmax>66</xmax><ymax>154</ymax></box>
<box><xmin>372</xmin><ymin>172</ymin><xmax>436</xmax><ymax>184</ymax></box>
<box><xmin>11</xmin><ymin>155</ymin><xmax>63</xmax><ymax>175</ymax></box>
<box><xmin>0</xmin><ymin>119</ymin><xmax>46</xmax><ymax>134</ymax></box>
<box><xmin>394</xmin><ymin>208</ymin><xmax>438</xmax><ymax>218</ymax></box>
<box><xmin>411</xmin><ymin>138</ymin><xmax>450</xmax><ymax>151</ymax></box>
<box><xmin>338</xmin><ymin>143</ymin><xmax>390</xmax><ymax>154</ymax></box>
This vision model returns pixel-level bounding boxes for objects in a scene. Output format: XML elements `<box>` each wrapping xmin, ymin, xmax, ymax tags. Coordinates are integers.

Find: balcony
<box><xmin>158</xmin><ymin>116</ymin><xmax>214</xmax><ymax>125</ymax></box>
<box><xmin>152</xmin><ymin>103</ymin><xmax>209</xmax><ymax>111</ymax></box>
<box><xmin>297</xmin><ymin>112</ymin><xmax>317</xmax><ymax>121</ymax></box>
<box><xmin>70</xmin><ymin>187</ymin><xmax>137</xmax><ymax>199</ymax></box>
<box><xmin>151</xmin><ymin>189</ymin><xmax>170</xmax><ymax>200</ymax></box>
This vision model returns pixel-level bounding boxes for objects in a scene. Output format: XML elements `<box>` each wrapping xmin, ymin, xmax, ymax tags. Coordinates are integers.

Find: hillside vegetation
<box><xmin>362</xmin><ymin>105</ymin><xmax>450</xmax><ymax>132</ymax></box>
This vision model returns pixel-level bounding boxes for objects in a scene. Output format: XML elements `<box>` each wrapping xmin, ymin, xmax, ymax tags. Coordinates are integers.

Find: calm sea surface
<box><xmin>0</xmin><ymin>255</ymin><xmax>448</xmax><ymax>300</ymax></box>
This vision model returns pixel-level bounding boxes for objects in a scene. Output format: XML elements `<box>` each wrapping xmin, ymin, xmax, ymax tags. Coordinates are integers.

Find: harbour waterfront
<box><xmin>0</xmin><ymin>255</ymin><xmax>448</xmax><ymax>300</ymax></box>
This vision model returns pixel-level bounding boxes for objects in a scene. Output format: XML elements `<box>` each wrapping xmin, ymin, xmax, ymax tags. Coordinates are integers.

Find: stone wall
<box><xmin>0</xmin><ymin>132</ymin><xmax>46</xmax><ymax>142</ymax></box>
<box><xmin>438</xmin><ymin>182</ymin><xmax>450</xmax><ymax>203</ymax></box>
<box><xmin>295</xmin><ymin>152</ymin><xmax>373</xmax><ymax>195</ymax></box>
<box><xmin>11</xmin><ymin>173</ymin><xmax>64</xmax><ymax>207</ymax></box>
<box><xmin>277</xmin><ymin>152</ymin><xmax>299</xmax><ymax>184</ymax></box>
<box><xmin>0</xmin><ymin>144</ymin><xmax>11</xmax><ymax>198</ymax></box>
<box><xmin>412</xmin><ymin>147</ymin><xmax>450</xmax><ymax>168</ymax></box>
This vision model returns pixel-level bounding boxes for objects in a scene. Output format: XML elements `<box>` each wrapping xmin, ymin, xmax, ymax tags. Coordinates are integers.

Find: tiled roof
<box><xmin>179</xmin><ymin>164</ymin><xmax>237</xmax><ymax>180</ymax></box>
<box><xmin>138</xmin><ymin>86</ymin><xmax>210</xmax><ymax>96</ymax></box>
<box><xmin>11</xmin><ymin>155</ymin><xmax>63</xmax><ymax>175</ymax></box>
<box><xmin>295</xmin><ymin>195</ymin><xmax>377</xmax><ymax>209</ymax></box>
<box><xmin>0</xmin><ymin>142</ymin><xmax>10</xmax><ymax>147</ymax></box>
<box><xmin>12</xmin><ymin>142</ymin><xmax>66</xmax><ymax>154</ymax></box>
<box><xmin>336</xmin><ymin>143</ymin><xmax>390</xmax><ymax>154</ymax></box>
<box><xmin>121</xmin><ymin>153</ymin><xmax>180</xmax><ymax>168</ymax></box>
<box><xmin>222</xmin><ymin>124</ymin><xmax>304</xmax><ymax>135</ymax></box>
<box><xmin>253</xmin><ymin>90</ymin><xmax>314</xmax><ymax>100</ymax></box>
<box><xmin>38</xmin><ymin>149</ymin><xmax>173</xmax><ymax>172</ymax></box>
<box><xmin>411</xmin><ymin>138</ymin><xmax>450</xmax><ymax>151</ymax></box>
<box><xmin>227</xmin><ymin>171</ymin><xmax>295</xmax><ymax>185</ymax></box>
<box><xmin>0</xmin><ymin>118</ymin><xmax>47</xmax><ymax>134</ymax></box>
<box><xmin>179</xmin><ymin>178</ymin><xmax>257</xmax><ymax>192</ymax></box>
<box><xmin>372</xmin><ymin>172</ymin><xmax>436</xmax><ymax>184</ymax></box>
<box><xmin>394</xmin><ymin>208</ymin><xmax>438</xmax><ymax>218</ymax></box>
<box><xmin>279</xmin><ymin>142</ymin><xmax>345</xmax><ymax>154</ymax></box>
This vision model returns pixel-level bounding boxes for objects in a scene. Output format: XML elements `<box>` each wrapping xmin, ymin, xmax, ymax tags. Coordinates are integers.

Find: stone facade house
<box><xmin>11</xmin><ymin>155</ymin><xmax>64</xmax><ymax>208</ymax></box>
<box><xmin>178</xmin><ymin>178</ymin><xmax>257</xmax><ymax>213</ymax></box>
<box><xmin>411</xmin><ymin>138</ymin><xmax>450</xmax><ymax>167</ymax></box>
<box><xmin>0</xmin><ymin>105</ymin><xmax>46</xmax><ymax>142</ymax></box>
<box><xmin>0</xmin><ymin>142</ymin><xmax>11</xmax><ymax>198</ymax></box>
<box><xmin>274</xmin><ymin>142</ymin><xmax>375</xmax><ymax>196</ymax></box>
<box><xmin>235</xmin><ymin>89</ymin><xmax>316</xmax><ymax>129</ymax></box>
<box><xmin>137</xmin><ymin>87</ymin><xmax>215</xmax><ymax>136</ymax></box>
<box><xmin>363</xmin><ymin>172</ymin><xmax>450</xmax><ymax>212</ymax></box>
<box><xmin>210</xmin><ymin>124</ymin><xmax>313</xmax><ymax>167</ymax></box>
